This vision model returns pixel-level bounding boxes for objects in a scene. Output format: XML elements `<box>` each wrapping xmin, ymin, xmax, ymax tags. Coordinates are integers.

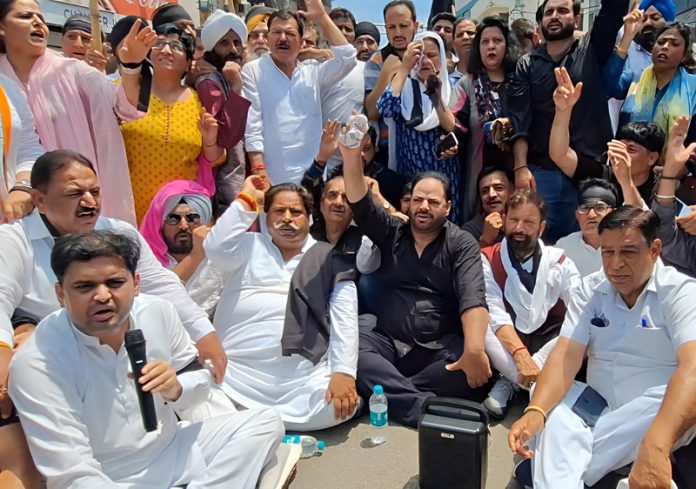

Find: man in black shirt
<box><xmin>462</xmin><ymin>165</ymin><xmax>514</xmax><ymax>247</ymax></box>
<box><xmin>341</xmin><ymin>133</ymin><xmax>492</xmax><ymax>428</ymax></box>
<box><xmin>508</xmin><ymin>0</ymin><xmax>628</xmax><ymax>243</ymax></box>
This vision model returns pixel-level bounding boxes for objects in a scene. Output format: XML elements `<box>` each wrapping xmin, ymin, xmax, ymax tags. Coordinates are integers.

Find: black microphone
<box><xmin>124</xmin><ymin>329</ymin><xmax>158</xmax><ymax>432</ymax></box>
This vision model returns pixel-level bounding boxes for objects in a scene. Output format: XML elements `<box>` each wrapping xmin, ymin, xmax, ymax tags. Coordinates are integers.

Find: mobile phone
<box><xmin>675</xmin><ymin>196</ymin><xmax>693</xmax><ymax>218</ymax></box>
<box><xmin>433</xmin><ymin>132</ymin><xmax>458</xmax><ymax>159</ymax></box>
<box><xmin>571</xmin><ymin>385</ymin><xmax>608</xmax><ymax>427</ymax></box>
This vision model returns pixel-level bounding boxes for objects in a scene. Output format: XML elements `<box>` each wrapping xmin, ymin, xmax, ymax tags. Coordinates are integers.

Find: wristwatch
<box><xmin>9</xmin><ymin>179</ymin><xmax>32</xmax><ymax>194</ymax></box>
<box><xmin>382</xmin><ymin>201</ymin><xmax>392</xmax><ymax>212</ymax></box>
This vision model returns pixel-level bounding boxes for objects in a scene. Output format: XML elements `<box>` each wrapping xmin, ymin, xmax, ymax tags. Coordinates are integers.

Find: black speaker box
<box><xmin>418</xmin><ymin>397</ymin><xmax>489</xmax><ymax>489</ymax></box>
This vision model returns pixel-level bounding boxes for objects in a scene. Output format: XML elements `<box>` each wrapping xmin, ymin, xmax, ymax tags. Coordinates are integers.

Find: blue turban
<box><xmin>639</xmin><ymin>0</ymin><xmax>676</xmax><ymax>22</ymax></box>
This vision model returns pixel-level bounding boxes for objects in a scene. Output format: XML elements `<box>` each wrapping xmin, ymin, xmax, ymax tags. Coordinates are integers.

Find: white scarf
<box><xmin>399</xmin><ymin>31</ymin><xmax>451</xmax><ymax>133</ymax></box>
<box><xmin>500</xmin><ymin>238</ymin><xmax>565</xmax><ymax>334</ymax></box>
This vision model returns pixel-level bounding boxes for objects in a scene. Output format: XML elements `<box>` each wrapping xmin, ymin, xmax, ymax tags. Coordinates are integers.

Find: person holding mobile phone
<box><xmin>509</xmin><ymin>206</ymin><xmax>696</xmax><ymax>488</ymax></box>
<box><xmin>377</xmin><ymin>31</ymin><xmax>468</xmax><ymax>223</ymax></box>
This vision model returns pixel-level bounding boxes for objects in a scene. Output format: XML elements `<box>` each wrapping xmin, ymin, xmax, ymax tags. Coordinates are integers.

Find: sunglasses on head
<box><xmin>164</xmin><ymin>213</ymin><xmax>201</xmax><ymax>225</ymax></box>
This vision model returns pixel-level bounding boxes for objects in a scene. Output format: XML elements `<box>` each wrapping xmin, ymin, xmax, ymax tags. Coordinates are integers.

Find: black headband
<box><xmin>580</xmin><ymin>186</ymin><xmax>617</xmax><ymax>208</ymax></box>
<box><xmin>152</xmin><ymin>5</ymin><xmax>192</xmax><ymax>30</ymax></box>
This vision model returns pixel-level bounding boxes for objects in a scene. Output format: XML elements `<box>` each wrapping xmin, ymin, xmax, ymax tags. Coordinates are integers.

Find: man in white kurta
<box><xmin>205</xmin><ymin>177</ymin><xmax>359</xmax><ymax>431</ymax></box>
<box><xmin>508</xmin><ymin>206</ymin><xmax>696</xmax><ymax>488</ymax></box>
<box><xmin>9</xmin><ymin>232</ymin><xmax>282</xmax><ymax>488</ymax></box>
<box><xmin>481</xmin><ymin>190</ymin><xmax>580</xmax><ymax>419</ymax></box>
<box><xmin>242</xmin><ymin>0</ymin><xmax>357</xmax><ymax>184</ymax></box>
<box><xmin>0</xmin><ymin>151</ymin><xmax>227</xmax><ymax>384</ymax></box>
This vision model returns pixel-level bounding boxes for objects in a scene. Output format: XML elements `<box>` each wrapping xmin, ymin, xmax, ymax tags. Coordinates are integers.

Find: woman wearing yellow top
<box><xmin>121</xmin><ymin>23</ymin><xmax>223</xmax><ymax>222</ymax></box>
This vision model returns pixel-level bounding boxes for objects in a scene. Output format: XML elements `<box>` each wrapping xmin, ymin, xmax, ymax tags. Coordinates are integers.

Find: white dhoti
<box><xmin>531</xmin><ymin>381</ymin><xmax>696</xmax><ymax>489</ymax></box>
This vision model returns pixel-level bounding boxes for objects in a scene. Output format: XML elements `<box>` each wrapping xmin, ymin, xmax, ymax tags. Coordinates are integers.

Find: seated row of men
<box><xmin>1</xmin><ymin>124</ymin><xmax>695</xmax><ymax>488</ymax></box>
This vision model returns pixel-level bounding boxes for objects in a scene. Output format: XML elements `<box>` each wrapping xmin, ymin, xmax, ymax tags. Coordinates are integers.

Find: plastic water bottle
<box><xmin>369</xmin><ymin>384</ymin><xmax>388</xmax><ymax>445</ymax></box>
<box><xmin>282</xmin><ymin>434</ymin><xmax>326</xmax><ymax>459</ymax></box>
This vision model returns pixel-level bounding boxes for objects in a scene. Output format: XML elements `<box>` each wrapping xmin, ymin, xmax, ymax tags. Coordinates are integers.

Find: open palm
<box><xmin>665</xmin><ymin>116</ymin><xmax>696</xmax><ymax>168</ymax></box>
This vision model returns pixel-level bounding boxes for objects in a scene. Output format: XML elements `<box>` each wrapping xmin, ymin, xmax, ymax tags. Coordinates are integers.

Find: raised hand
<box><xmin>118</xmin><ymin>19</ymin><xmax>157</xmax><ymax>65</ymax></box>
<box><xmin>664</xmin><ymin>116</ymin><xmax>696</xmax><ymax>173</ymax></box>
<box><xmin>297</xmin><ymin>0</ymin><xmax>329</xmax><ymax>22</ymax></box>
<box><xmin>622</xmin><ymin>0</ymin><xmax>644</xmax><ymax>41</ymax></box>
<box><xmin>241</xmin><ymin>175</ymin><xmax>267</xmax><ymax>208</ymax></box>
<box><xmin>401</xmin><ymin>40</ymin><xmax>424</xmax><ymax>73</ymax></box>
<box><xmin>553</xmin><ymin>67</ymin><xmax>583</xmax><ymax>113</ymax></box>
<box><xmin>607</xmin><ymin>139</ymin><xmax>633</xmax><ymax>187</ymax></box>
<box><xmin>198</xmin><ymin>111</ymin><xmax>219</xmax><ymax>147</ymax></box>
<box><xmin>317</xmin><ymin>119</ymin><xmax>341</xmax><ymax>163</ymax></box>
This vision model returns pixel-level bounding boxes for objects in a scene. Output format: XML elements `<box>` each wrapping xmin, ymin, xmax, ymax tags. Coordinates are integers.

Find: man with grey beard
<box><xmin>203</xmin><ymin>177</ymin><xmax>360</xmax><ymax>431</ymax></box>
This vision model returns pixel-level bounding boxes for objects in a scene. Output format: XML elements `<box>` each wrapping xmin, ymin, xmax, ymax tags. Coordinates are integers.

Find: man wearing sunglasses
<box><xmin>556</xmin><ymin>179</ymin><xmax>618</xmax><ymax>277</ymax></box>
<box><xmin>139</xmin><ymin>180</ymin><xmax>224</xmax><ymax>316</ymax></box>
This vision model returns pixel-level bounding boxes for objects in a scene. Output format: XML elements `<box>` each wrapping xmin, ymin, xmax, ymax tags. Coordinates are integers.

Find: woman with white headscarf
<box><xmin>377</xmin><ymin>31</ymin><xmax>465</xmax><ymax>223</ymax></box>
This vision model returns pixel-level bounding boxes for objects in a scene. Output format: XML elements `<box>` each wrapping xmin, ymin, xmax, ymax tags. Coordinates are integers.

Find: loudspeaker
<box><xmin>418</xmin><ymin>397</ymin><xmax>489</xmax><ymax>489</ymax></box>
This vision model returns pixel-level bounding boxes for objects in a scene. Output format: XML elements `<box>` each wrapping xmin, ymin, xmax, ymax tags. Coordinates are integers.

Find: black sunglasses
<box><xmin>164</xmin><ymin>213</ymin><xmax>201</xmax><ymax>225</ymax></box>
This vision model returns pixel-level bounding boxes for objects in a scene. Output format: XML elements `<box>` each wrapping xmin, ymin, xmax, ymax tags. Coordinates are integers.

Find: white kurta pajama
<box><xmin>9</xmin><ymin>294</ymin><xmax>283</xmax><ymax>489</ymax></box>
<box><xmin>482</xmin><ymin>239</ymin><xmax>581</xmax><ymax>385</ymax></box>
<box><xmin>205</xmin><ymin>201</ymin><xmax>359</xmax><ymax>431</ymax></box>
<box><xmin>530</xmin><ymin>264</ymin><xmax>696</xmax><ymax>488</ymax></box>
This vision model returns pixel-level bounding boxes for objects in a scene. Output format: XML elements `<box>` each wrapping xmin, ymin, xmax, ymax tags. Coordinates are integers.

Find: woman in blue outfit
<box><xmin>377</xmin><ymin>31</ymin><xmax>465</xmax><ymax>224</ymax></box>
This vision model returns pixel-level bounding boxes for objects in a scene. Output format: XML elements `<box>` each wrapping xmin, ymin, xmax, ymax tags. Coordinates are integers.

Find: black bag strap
<box><xmin>422</xmin><ymin>396</ymin><xmax>490</xmax><ymax>425</ymax></box>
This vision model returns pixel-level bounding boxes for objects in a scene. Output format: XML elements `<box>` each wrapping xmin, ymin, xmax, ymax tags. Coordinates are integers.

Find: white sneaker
<box><xmin>484</xmin><ymin>376</ymin><xmax>518</xmax><ymax>419</ymax></box>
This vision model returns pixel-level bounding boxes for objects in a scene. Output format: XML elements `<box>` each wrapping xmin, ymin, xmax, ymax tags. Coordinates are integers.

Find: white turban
<box><xmin>201</xmin><ymin>9</ymin><xmax>247</xmax><ymax>52</ymax></box>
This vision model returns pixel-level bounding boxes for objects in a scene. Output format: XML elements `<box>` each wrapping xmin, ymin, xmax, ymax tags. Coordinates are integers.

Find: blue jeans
<box><xmin>531</xmin><ymin>166</ymin><xmax>579</xmax><ymax>244</ymax></box>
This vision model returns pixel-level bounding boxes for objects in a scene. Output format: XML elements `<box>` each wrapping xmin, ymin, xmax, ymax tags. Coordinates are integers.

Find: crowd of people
<box><xmin>0</xmin><ymin>0</ymin><xmax>695</xmax><ymax>487</ymax></box>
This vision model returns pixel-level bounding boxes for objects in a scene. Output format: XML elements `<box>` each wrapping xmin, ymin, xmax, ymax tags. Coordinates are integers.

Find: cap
<box><xmin>373</xmin><ymin>384</ymin><xmax>383</xmax><ymax>394</ymax></box>
<box><xmin>355</xmin><ymin>21</ymin><xmax>380</xmax><ymax>45</ymax></box>
<box><xmin>317</xmin><ymin>440</ymin><xmax>326</xmax><ymax>451</ymax></box>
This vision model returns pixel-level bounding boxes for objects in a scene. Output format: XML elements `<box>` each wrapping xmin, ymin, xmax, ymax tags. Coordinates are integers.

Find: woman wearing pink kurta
<box><xmin>0</xmin><ymin>0</ymin><xmax>156</xmax><ymax>224</ymax></box>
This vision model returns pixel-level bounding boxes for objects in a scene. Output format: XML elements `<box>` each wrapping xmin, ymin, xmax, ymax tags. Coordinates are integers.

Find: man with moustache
<box><xmin>61</xmin><ymin>15</ymin><xmax>107</xmax><ymax>72</ymax></box>
<box><xmin>242</xmin><ymin>0</ymin><xmax>356</xmax><ymax>185</ymax></box>
<box><xmin>354</xmin><ymin>22</ymin><xmax>380</xmax><ymax>63</ymax></box>
<box><xmin>462</xmin><ymin>165</ymin><xmax>515</xmax><ymax>247</ymax></box>
<box><xmin>340</xmin><ymin>124</ymin><xmax>493</xmax><ymax>428</ymax></box>
<box><xmin>0</xmin><ymin>151</ymin><xmax>228</xmax><ymax>409</ymax></box>
<box><xmin>481</xmin><ymin>189</ymin><xmax>581</xmax><ymax>419</ymax></box>
<box><xmin>245</xmin><ymin>6</ymin><xmax>274</xmax><ymax>61</ymax></box>
<box><xmin>198</xmin><ymin>10</ymin><xmax>252</xmax><ymax>212</ymax></box>
<box><xmin>139</xmin><ymin>180</ymin><xmax>224</xmax><ymax>316</ymax></box>
<box><xmin>429</xmin><ymin>12</ymin><xmax>456</xmax><ymax>68</ymax></box>
<box><xmin>310</xmin><ymin>174</ymin><xmax>363</xmax><ymax>257</ymax></box>
<box><xmin>204</xmin><ymin>176</ymin><xmax>360</xmax><ymax>430</ymax></box>
<box><xmin>508</xmin><ymin>0</ymin><xmax>628</xmax><ymax>244</ymax></box>
<box><xmin>556</xmin><ymin>179</ymin><xmax>618</xmax><ymax>277</ymax></box>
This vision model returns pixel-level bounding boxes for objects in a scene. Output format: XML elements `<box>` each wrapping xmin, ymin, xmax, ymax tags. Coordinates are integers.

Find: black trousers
<box><xmin>356</xmin><ymin>328</ymin><xmax>490</xmax><ymax>428</ymax></box>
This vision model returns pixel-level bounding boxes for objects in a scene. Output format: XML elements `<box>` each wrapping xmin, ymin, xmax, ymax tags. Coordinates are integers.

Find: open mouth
<box><xmin>30</xmin><ymin>30</ymin><xmax>46</xmax><ymax>41</ymax></box>
<box><xmin>76</xmin><ymin>208</ymin><xmax>97</xmax><ymax>219</ymax></box>
<box><xmin>415</xmin><ymin>213</ymin><xmax>431</xmax><ymax>223</ymax></box>
<box><xmin>276</xmin><ymin>44</ymin><xmax>290</xmax><ymax>51</ymax></box>
<box><xmin>547</xmin><ymin>22</ymin><xmax>562</xmax><ymax>30</ymax></box>
<box><xmin>656</xmin><ymin>53</ymin><xmax>669</xmax><ymax>61</ymax></box>
<box><xmin>92</xmin><ymin>306</ymin><xmax>115</xmax><ymax>322</ymax></box>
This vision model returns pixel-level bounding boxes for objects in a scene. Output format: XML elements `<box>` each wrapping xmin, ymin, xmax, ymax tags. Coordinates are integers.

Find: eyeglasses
<box><xmin>577</xmin><ymin>202</ymin><xmax>611</xmax><ymax>215</ymax></box>
<box><xmin>152</xmin><ymin>39</ymin><xmax>186</xmax><ymax>53</ymax></box>
<box><xmin>164</xmin><ymin>213</ymin><xmax>201</xmax><ymax>225</ymax></box>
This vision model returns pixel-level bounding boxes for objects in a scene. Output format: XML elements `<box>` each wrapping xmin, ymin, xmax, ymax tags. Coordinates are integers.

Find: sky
<box><xmin>331</xmin><ymin>0</ymin><xmax>433</xmax><ymax>27</ymax></box>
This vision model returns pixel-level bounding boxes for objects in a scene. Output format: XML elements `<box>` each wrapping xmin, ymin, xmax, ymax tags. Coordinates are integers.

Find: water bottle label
<box><xmin>370</xmin><ymin>410</ymin><xmax>388</xmax><ymax>427</ymax></box>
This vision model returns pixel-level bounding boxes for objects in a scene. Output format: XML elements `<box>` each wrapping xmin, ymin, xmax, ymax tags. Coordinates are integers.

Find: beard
<box><xmin>204</xmin><ymin>50</ymin><xmax>242</xmax><ymax>71</ymax></box>
<box><xmin>409</xmin><ymin>208</ymin><xmax>448</xmax><ymax>233</ymax></box>
<box><xmin>634</xmin><ymin>28</ymin><xmax>657</xmax><ymax>51</ymax></box>
<box><xmin>542</xmin><ymin>21</ymin><xmax>576</xmax><ymax>41</ymax></box>
<box><xmin>166</xmin><ymin>232</ymin><xmax>193</xmax><ymax>255</ymax></box>
<box><xmin>507</xmin><ymin>232</ymin><xmax>537</xmax><ymax>260</ymax></box>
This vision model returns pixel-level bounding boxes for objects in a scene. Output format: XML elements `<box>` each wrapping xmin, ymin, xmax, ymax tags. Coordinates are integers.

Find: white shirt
<box><xmin>556</xmin><ymin>230</ymin><xmax>602</xmax><ymax>277</ymax></box>
<box><xmin>0</xmin><ymin>73</ymin><xmax>43</xmax><ymax>197</ymax></box>
<box><xmin>321</xmin><ymin>61</ymin><xmax>366</xmax><ymax>171</ymax></box>
<box><xmin>242</xmin><ymin>45</ymin><xmax>357</xmax><ymax>184</ymax></box>
<box><xmin>204</xmin><ymin>202</ymin><xmax>359</xmax><ymax>423</ymax></box>
<box><xmin>0</xmin><ymin>210</ymin><xmax>214</xmax><ymax>347</ymax></box>
<box><xmin>482</xmin><ymin>239</ymin><xmax>581</xmax><ymax>334</ymax></box>
<box><xmin>561</xmin><ymin>262</ymin><xmax>696</xmax><ymax>409</ymax></box>
<box><xmin>9</xmin><ymin>294</ymin><xmax>211</xmax><ymax>488</ymax></box>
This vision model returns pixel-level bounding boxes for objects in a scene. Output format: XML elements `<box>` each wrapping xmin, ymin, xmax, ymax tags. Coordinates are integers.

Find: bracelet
<box><xmin>660</xmin><ymin>174</ymin><xmax>680</xmax><ymax>180</ymax></box>
<box><xmin>523</xmin><ymin>405</ymin><xmax>548</xmax><ymax>424</ymax></box>
<box><xmin>119</xmin><ymin>63</ymin><xmax>142</xmax><ymax>75</ymax></box>
<box><xmin>315</xmin><ymin>158</ymin><xmax>327</xmax><ymax>167</ymax></box>
<box><xmin>654</xmin><ymin>193</ymin><xmax>676</xmax><ymax>200</ymax></box>
<box><xmin>511</xmin><ymin>345</ymin><xmax>528</xmax><ymax>357</ymax></box>
<box><xmin>615</xmin><ymin>47</ymin><xmax>628</xmax><ymax>57</ymax></box>
<box><xmin>250</xmin><ymin>164</ymin><xmax>266</xmax><ymax>173</ymax></box>
<box><xmin>9</xmin><ymin>185</ymin><xmax>32</xmax><ymax>195</ymax></box>
<box><xmin>514</xmin><ymin>165</ymin><xmax>529</xmax><ymax>172</ymax></box>
<box><xmin>236</xmin><ymin>192</ymin><xmax>258</xmax><ymax>213</ymax></box>
<box><xmin>0</xmin><ymin>341</ymin><xmax>11</xmax><ymax>350</ymax></box>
